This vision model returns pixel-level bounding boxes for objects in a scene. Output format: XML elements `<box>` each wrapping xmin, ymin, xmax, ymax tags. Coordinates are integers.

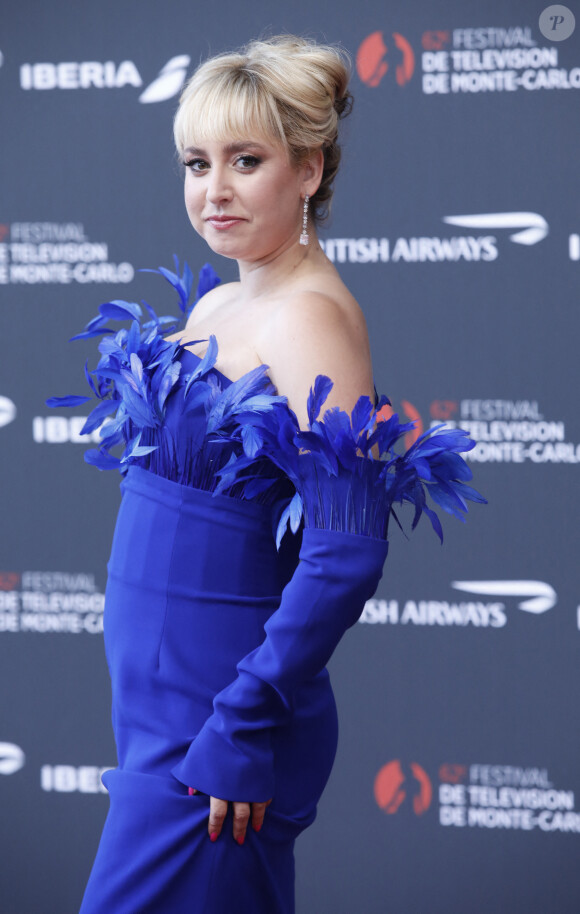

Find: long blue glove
<box><xmin>171</xmin><ymin>526</ymin><xmax>388</xmax><ymax>801</ymax></box>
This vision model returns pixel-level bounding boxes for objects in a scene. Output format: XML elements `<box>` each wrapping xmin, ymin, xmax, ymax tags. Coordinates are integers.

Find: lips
<box><xmin>206</xmin><ymin>215</ymin><xmax>245</xmax><ymax>230</ymax></box>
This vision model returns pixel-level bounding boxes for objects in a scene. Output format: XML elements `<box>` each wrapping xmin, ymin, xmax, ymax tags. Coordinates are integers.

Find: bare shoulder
<box><xmin>259</xmin><ymin>287</ymin><xmax>375</xmax><ymax>427</ymax></box>
<box><xmin>186</xmin><ymin>280</ymin><xmax>241</xmax><ymax>325</ymax></box>
<box><xmin>271</xmin><ymin>286</ymin><xmax>368</xmax><ymax>342</ymax></box>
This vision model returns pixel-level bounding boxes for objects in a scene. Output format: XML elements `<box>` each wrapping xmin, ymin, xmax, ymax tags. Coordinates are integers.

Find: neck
<box><xmin>236</xmin><ymin>231</ymin><xmax>325</xmax><ymax>301</ymax></box>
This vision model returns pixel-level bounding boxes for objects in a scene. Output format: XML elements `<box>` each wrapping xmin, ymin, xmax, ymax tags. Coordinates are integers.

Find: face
<box><xmin>182</xmin><ymin>136</ymin><xmax>310</xmax><ymax>263</ymax></box>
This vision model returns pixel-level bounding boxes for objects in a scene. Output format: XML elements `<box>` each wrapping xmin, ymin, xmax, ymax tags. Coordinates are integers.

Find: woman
<box><xmin>52</xmin><ymin>35</ymin><xmax>482</xmax><ymax>914</ymax></box>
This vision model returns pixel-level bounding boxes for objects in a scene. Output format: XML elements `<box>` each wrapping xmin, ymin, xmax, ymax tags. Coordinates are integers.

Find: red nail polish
<box><xmin>254</xmin><ymin>823</ymin><xmax>262</xmax><ymax>832</ymax></box>
<box><xmin>210</xmin><ymin>832</ymin><xmax>218</xmax><ymax>842</ymax></box>
<box><xmin>188</xmin><ymin>787</ymin><xmax>196</xmax><ymax>796</ymax></box>
<box><xmin>236</xmin><ymin>835</ymin><xmax>245</xmax><ymax>846</ymax></box>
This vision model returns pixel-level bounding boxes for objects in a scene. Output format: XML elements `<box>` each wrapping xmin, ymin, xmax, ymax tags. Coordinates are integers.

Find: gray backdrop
<box><xmin>1</xmin><ymin>1</ymin><xmax>579</xmax><ymax>912</ymax></box>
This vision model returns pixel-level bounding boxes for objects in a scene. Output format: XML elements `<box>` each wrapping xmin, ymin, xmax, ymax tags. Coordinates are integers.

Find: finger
<box><xmin>251</xmin><ymin>799</ymin><xmax>272</xmax><ymax>833</ymax></box>
<box><xmin>208</xmin><ymin>796</ymin><xmax>228</xmax><ymax>841</ymax></box>
<box><xmin>232</xmin><ymin>801</ymin><xmax>251</xmax><ymax>845</ymax></box>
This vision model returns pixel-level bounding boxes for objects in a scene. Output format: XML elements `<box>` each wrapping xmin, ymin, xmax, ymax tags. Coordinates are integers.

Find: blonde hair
<box><xmin>173</xmin><ymin>35</ymin><xmax>353</xmax><ymax>223</ymax></box>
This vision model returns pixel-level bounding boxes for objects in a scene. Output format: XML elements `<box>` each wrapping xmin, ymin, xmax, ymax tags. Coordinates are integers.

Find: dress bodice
<box><xmin>134</xmin><ymin>346</ymin><xmax>294</xmax><ymax>510</ymax></box>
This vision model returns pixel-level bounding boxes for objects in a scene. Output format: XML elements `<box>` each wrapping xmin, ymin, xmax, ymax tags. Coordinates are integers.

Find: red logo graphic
<box><xmin>421</xmin><ymin>31</ymin><xmax>451</xmax><ymax>51</ymax></box>
<box><xmin>0</xmin><ymin>224</ymin><xmax>9</xmax><ymax>243</ymax></box>
<box><xmin>374</xmin><ymin>760</ymin><xmax>432</xmax><ymax>815</ymax></box>
<box><xmin>430</xmin><ymin>400</ymin><xmax>458</xmax><ymax>421</ymax></box>
<box><xmin>439</xmin><ymin>763</ymin><xmax>467</xmax><ymax>784</ymax></box>
<box><xmin>356</xmin><ymin>32</ymin><xmax>415</xmax><ymax>88</ymax></box>
<box><xmin>377</xmin><ymin>399</ymin><xmax>423</xmax><ymax>449</ymax></box>
<box><xmin>0</xmin><ymin>572</ymin><xmax>20</xmax><ymax>591</ymax></box>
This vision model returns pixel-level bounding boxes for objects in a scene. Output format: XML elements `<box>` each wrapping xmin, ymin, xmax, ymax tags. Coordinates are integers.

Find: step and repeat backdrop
<box><xmin>1</xmin><ymin>1</ymin><xmax>579</xmax><ymax>912</ymax></box>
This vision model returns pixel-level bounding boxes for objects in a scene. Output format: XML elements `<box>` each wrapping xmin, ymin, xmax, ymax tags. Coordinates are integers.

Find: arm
<box><xmin>172</xmin><ymin>522</ymin><xmax>388</xmax><ymax>801</ymax></box>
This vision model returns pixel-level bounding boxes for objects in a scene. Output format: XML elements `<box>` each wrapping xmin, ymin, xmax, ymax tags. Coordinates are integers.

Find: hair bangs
<box><xmin>174</xmin><ymin>71</ymin><xmax>287</xmax><ymax>155</ymax></box>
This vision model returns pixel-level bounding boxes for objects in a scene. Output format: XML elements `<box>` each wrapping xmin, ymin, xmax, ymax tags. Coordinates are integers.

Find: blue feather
<box><xmin>80</xmin><ymin>399</ymin><xmax>119</xmax><ymax>434</ymax></box>
<box><xmin>307</xmin><ymin>375</ymin><xmax>333</xmax><ymax>426</ymax></box>
<box><xmin>46</xmin><ymin>395</ymin><xmax>92</xmax><ymax>407</ymax></box>
<box><xmin>99</xmin><ymin>299</ymin><xmax>143</xmax><ymax>322</ymax></box>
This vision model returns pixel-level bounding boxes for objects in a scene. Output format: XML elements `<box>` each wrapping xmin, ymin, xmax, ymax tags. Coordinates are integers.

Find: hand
<box><xmin>188</xmin><ymin>788</ymin><xmax>272</xmax><ymax>845</ymax></box>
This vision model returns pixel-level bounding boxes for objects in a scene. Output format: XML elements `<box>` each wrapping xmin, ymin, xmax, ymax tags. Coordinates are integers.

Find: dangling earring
<box><xmin>299</xmin><ymin>194</ymin><xmax>310</xmax><ymax>246</ymax></box>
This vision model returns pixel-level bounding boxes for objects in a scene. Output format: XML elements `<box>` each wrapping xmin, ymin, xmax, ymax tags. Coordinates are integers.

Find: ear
<box><xmin>300</xmin><ymin>149</ymin><xmax>324</xmax><ymax>198</ymax></box>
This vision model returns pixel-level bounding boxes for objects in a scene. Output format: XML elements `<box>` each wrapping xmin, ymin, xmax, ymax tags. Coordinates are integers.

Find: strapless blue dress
<box><xmin>49</xmin><ymin>263</ymin><xmax>483</xmax><ymax>914</ymax></box>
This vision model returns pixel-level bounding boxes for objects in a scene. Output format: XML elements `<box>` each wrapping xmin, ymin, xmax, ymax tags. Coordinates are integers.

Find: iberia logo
<box><xmin>374</xmin><ymin>760</ymin><xmax>432</xmax><ymax>815</ymax></box>
<box><xmin>356</xmin><ymin>32</ymin><xmax>415</xmax><ymax>87</ymax></box>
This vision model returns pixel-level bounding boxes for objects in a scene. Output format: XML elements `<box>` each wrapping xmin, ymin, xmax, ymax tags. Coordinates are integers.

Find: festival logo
<box><xmin>0</xmin><ymin>221</ymin><xmax>134</xmax><ymax>286</ymax></box>
<box><xmin>375</xmin><ymin>759</ymin><xmax>580</xmax><ymax>834</ymax></box>
<box><xmin>19</xmin><ymin>55</ymin><xmax>190</xmax><ymax>102</ymax></box>
<box><xmin>357</xmin><ymin>24</ymin><xmax>580</xmax><ymax>95</ymax></box>
<box><xmin>360</xmin><ymin>396</ymin><xmax>580</xmax><ymax>467</ymax></box>
<box><xmin>0</xmin><ymin>571</ymin><xmax>105</xmax><ymax>635</ymax></box>
<box><xmin>439</xmin><ymin>761</ymin><xmax>580</xmax><ymax>833</ymax></box>
<box><xmin>0</xmin><ymin>742</ymin><xmax>25</xmax><ymax>775</ymax></box>
<box><xmin>431</xmin><ymin>398</ymin><xmax>580</xmax><ymax>465</ymax></box>
<box><xmin>374</xmin><ymin>760</ymin><xmax>432</xmax><ymax>815</ymax></box>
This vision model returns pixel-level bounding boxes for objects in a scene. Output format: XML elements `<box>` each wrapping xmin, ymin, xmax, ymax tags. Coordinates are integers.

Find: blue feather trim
<box><xmin>47</xmin><ymin>259</ymin><xmax>485</xmax><ymax>543</ymax></box>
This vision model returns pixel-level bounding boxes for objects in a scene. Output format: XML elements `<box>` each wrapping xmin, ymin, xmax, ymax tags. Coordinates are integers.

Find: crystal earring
<box><xmin>299</xmin><ymin>194</ymin><xmax>310</xmax><ymax>245</ymax></box>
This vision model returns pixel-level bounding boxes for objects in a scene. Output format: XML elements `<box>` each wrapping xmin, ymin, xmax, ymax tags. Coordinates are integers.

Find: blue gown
<box><xmin>49</xmin><ymin>264</ymin><xmax>483</xmax><ymax>914</ymax></box>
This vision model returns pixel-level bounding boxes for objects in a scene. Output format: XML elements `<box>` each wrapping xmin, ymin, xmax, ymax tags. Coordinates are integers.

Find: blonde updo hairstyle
<box><xmin>174</xmin><ymin>35</ymin><xmax>353</xmax><ymax>224</ymax></box>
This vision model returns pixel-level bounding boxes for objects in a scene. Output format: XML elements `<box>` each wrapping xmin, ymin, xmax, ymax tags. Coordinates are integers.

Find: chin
<box><xmin>204</xmin><ymin>238</ymin><xmax>247</xmax><ymax>260</ymax></box>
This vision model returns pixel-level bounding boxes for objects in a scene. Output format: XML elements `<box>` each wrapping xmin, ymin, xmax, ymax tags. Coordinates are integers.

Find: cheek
<box><xmin>184</xmin><ymin>182</ymin><xmax>203</xmax><ymax>225</ymax></box>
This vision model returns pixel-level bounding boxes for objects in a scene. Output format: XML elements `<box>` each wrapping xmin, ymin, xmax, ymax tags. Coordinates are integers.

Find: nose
<box><xmin>206</xmin><ymin>164</ymin><xmax>233</xmax><ymax>207</ymax></box>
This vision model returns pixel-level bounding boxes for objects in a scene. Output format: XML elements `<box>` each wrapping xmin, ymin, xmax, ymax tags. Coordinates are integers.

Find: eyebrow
<box><xmin>183</xmin><ymin>141</ymin><xmax>267</xmax><ymax>156</ymax></box>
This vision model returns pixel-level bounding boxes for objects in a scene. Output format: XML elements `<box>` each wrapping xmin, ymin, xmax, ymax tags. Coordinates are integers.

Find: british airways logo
<box><xmin>442</xmin><ymin>212</ymin><xmax>549</xmax><ymax>245</ymax></box>
<box><xmin>451</xmin><ymin>580</ymin><xmax>557</xmax><ymax>614</ymax></box>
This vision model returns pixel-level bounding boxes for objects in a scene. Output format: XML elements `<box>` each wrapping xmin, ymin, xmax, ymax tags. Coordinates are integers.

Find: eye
<box><xmin>184</xmin><ymin>158</ymin><xmax>209</xmax><ymax>173</ymax></box>
<box><xmin>235</xmin><ymin>154</ymin><xmax>260</xmax><ymax>170</ymax></box>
